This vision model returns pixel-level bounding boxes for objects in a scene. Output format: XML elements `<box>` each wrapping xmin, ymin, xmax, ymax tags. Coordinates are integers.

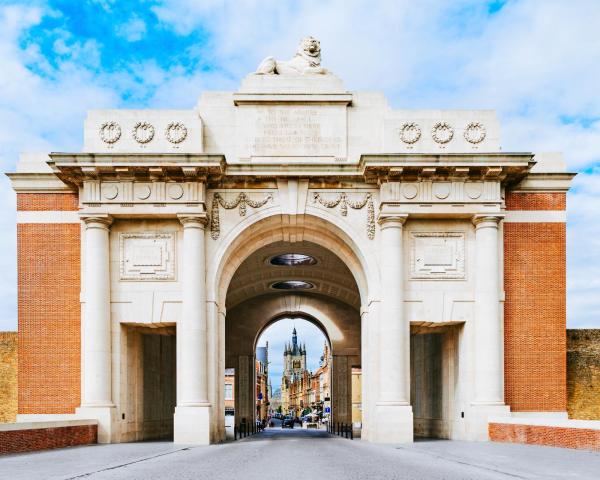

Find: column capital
<box><xmin>80</xmin><ymin>214</ymin><xmax>112</xmax><ymax>230</ymax></box>
<box><xmin>377</xmin><ymin>213</ymin><xmax>408</xmax><ymax>228</ymax></box>
<box><xmin>177</xmin><ymin>213</ymin><xmax>208</xmax><ymax>228</ymax></box>
<box><xmin>472</xmin><ymin>214</ymin><xmax>504</xmax><ymax>228</ymax></box>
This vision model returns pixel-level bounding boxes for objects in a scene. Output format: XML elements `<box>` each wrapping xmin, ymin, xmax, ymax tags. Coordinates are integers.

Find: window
<box><xmin>270</xmin><ymin>253</ymin><xmax>317</xmax><ymax>266</ymax></box>
<box><xmin>224</xmin><ymin>383</ymin><xmax>233</xmax><ymax>400</ymax></box>
<box><xmin>271</xmin><ymin>280</ymin><xmax>314</xmax><ymax>290</ymax></box>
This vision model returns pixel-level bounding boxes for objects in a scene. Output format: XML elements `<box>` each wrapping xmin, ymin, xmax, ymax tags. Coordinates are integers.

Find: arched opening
<box><xmin>254</xmin><ymin>318</ymin><xmax>332</xmax><ymax>431</ymax></box>
<box><xmin>219</xmin><ymin>221</ymin><xmax>365</xmax><ymax>440</ymax></box>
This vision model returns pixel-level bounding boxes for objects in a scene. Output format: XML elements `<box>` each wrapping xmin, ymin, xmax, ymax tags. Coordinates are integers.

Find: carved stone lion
<box><xmin>255</xmin><ymin>36</ymin><xmax>328</xmax><ymax>75</ymax></box>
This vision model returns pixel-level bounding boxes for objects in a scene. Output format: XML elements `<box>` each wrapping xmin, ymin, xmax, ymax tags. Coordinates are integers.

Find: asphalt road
<box><xmin>2</xmin><ymin>427</ymin><xmax>600</xmax><ymax>479</ymax></box>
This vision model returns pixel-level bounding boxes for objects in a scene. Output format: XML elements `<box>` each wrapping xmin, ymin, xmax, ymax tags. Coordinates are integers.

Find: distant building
<box><xmin>224</xmin><ymin>368</ymin><xmax>235</xmax><ymax>417</ymax></box>
<box><xmin>351</xmin><ymin>367</ymin><xmax>362</xmax><ymax>426</ymax></box>
<box><xmin>281</xmin><ymin>329</ymin><xmax>331</xmax><ymax>418</ymax></box>
<box><xmin>270</xmin><ymin>388</ymin><xmax>282</xmax><ymax>413</ymax></box>
<box><xmin>256</xmin><ymin>343</ymin><xmax>269</xmax><ymax>421</ymax></box>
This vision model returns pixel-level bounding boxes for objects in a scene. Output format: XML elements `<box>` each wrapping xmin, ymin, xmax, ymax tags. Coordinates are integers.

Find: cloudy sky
<box><xmin>1</xmin><ymin>0</ymin><xmax>599</xmax><ymax>333</ymax></box>
<box><xmin>257</xmin><ymin>318</ymin><xmax>327</xmax><ymax>391</ymax></box>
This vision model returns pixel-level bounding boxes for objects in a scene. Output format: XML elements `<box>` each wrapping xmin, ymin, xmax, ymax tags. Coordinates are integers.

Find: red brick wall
<box><xmin>17</xmin><ymin>193</ymin><xmax>81</xmax><ymax>414</ymax></box>
<box><xmin>503</xmin><ymin>192</ymin><xmax>567</xmax><ymax>412</ymax></box>
<box><xmin>489</xmin><ymin>422</ymin><xmax>600</xmax><ymax>451</ymax></box>
<box><xmin>0</xmin><ymin>424</ymin><xmax>96</xmax><ymax>455</ymax></box>
<box><xmin>17</xmin><ymin>193</ymin><xmax>79</xmax><ymax>211</ymax></box>
<box><xmin>505</xmin><ymin>192</ymin><xmax>566</xmax><ymax>211</ymax></box>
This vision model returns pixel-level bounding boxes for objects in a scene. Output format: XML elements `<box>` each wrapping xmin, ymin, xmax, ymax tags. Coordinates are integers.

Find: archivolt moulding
<box><xmin>210</xmin><ymin>192</ymin><xmax>273</xmax><ymax>240</ymax></box>
<box><xmin>313</xmin><ymin>192</ymin><xmax>375</xmax><ymax>240</ymax></box>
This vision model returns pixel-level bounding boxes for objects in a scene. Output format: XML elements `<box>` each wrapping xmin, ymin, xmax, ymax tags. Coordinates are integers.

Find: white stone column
<box><xmin>77</xmin><ymin>214</ymin><xmax>115</xmax><ymax>443</ymax></box>
<box><xmin>374</xmin><ymin>213</ymin><xmax>413</xmax><ymax>443</ymax></box>
<box><xmin>174</xmin><ymin>214</ymin><xmax>211</xmax><ymax>445</ymax></box>
<box><xmin>470</xmin><ymin>215</ymin><xmax>509</xmax><ymax>439</ymax></box>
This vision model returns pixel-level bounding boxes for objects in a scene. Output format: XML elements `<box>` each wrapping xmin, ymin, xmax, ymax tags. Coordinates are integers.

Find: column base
<box><xmin>467</xmin><ymin>403</ymin><xmax>511</xmax><ymax>441</ymax></box>
<box><xmin>76</xmin><ymin>405</ymin><xmax>116</xmax><ymax>444</ymax></box>
<box><xmin>372</xmin><ymin>404</ymin><xmax>413</xmax><ymax>443</ymax></box>
<box><xmin>174</xmin><ymin>405</ymin><xmax>211</xmax><ymax>445</ymax></box>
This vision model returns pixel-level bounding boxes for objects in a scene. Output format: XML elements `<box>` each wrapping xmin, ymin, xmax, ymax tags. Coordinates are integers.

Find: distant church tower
<box><xmin>283</xmin><ymin>327</ymin><xmax>307</xmax><ymax>380</ymax></box>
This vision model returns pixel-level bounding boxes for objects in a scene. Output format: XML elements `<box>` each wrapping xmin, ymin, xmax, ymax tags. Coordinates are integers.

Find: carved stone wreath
<box><xmin>165</xmin><ymin>122</ymin><xmax>188</xmax><ymax>144</ymax></box>
<box><xmin>132</xmin><ymin>122</ymin><xmax>155</xmax><ymax>144</ymax></box>
<box><xmin>399</xmin><ymin>122</ymin><xmax>421</xmax><ymax>145</ymax></box>
<box><xmin>313</xmin><ymin>192</ymin><xmax>375</xmax><ymax>240</ymax></box>
<box><xmin>464</xmin><ymin>122</ymin><xmax>486</xmax><ymax>144</ymax></box>
<box><xmin>210</xmin><ymin>192</ymin><xmax>273</xmax><ymax>240</ymax></box>
<box><xmin>432</xmin><ymin>122</ymin><xmax>454</xmax><ymax>144</ymax></box>
<box><xmin>99</xmin><ymin>121</ymin><xmax>121</xmax><ymax>145</ymax></box>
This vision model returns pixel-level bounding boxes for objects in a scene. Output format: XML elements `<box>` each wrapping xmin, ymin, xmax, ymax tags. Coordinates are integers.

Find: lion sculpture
<box><xmin>255</xmin><ymin>36</ymin><xmax>328</xmax><ymax>75</ymax></box>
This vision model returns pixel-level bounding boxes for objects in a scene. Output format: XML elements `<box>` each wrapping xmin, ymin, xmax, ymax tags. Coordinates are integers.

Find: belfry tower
<box><xmin>283</xmin><ymin>327</ymin><xmax>307</xmax><ymax>380</ymax></box>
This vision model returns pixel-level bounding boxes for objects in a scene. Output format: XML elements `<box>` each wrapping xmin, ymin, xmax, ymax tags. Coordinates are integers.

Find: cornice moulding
<box><xmin>233</xmin><ymin>93</ymin><xmax>353</xmax><ymax>105</ymax></box>
<box><xmin>5</xmin><ymin>172</ymin><xmax>74</xmax><ymax>193</ymax></box>
<box><xmin>511</xmin><ymin>172</ymin><xmax>577</xmax><ymax>193</ymax></box>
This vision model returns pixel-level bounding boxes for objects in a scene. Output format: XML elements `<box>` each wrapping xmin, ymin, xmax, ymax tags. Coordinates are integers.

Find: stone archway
<box><xmin>208</xmin><ymin>213</ymin><xmax>374</xmax><ymax>442</ymax></box>
<box><xmin>226</xmin><ymin>294</ymin><xmax>360</xmax><ymax>428</ymax></box>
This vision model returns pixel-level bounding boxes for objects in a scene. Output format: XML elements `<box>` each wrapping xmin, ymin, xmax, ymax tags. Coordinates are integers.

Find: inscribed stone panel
<box><xmin>410</xmin><ymin>232</ymin><xmax>465</xmax><ymax>280</ymax></box>
<box><xmin>120</xmin><ymin>233</ymin><xmax>176</xmax><ymax>281</ymax></box>
<box><xmin>237</xmin><ymin>105</ymin><xmax>347</xmax><ymax>159</ymax></box>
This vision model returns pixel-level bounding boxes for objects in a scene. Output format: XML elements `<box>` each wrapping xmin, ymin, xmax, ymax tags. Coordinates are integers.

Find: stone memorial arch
<box><xmin>8</xmin><ymin>37</ymin><xmax>574</xmax><ymax>445</ymax></box>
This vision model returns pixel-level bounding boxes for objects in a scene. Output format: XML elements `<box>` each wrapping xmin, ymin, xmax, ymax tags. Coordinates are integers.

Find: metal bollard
<box><xmin>234</xmin><ymin>426</ymin><xmax>237</xmax><ymax>441</ymax></box>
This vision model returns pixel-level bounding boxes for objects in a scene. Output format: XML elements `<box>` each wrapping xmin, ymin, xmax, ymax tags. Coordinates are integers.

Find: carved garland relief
<box><xmin>98</xmin><ymin>121</ymin><xmax>189</xmax><ymax>146</ymax></box>
<box><xmin>432</xmin><ymin>122</ymin><xmax>454</xmax><ymax>144</ymax></box>
<box><xmin>464</xmin><ymin>122</ymin><xmax>486</xmax><ymax>144</ymax></box>
<box><xmin>165</xmin><ymin>122</ymin><xmax>188</xmax><ymax>144</ymax></box>
<box><xmin>210</xmin><ymin>192</ymin><xmax>273</xmax><ymax>240</ymax></box>
<box><xmin>313</xmin><ymin>192</ymin><xmax>375</xmax><ymax>239</ymax></box>
<box><xmin>132</xmin><ymin>122</ymin><xmax>155</xmax><ymax>144</ymax></box>
<box><xmin>99</xmin><ymin>121</ymin><xmax>121</xmax><ymax>146</ymax></box>
<box><xmin>399</xmin><ymin>122</ymin><xmax>421</xmax><ymax>145</ymax></box>
<box><xmin>397</xmin><ymin>121</ymin><xmax>487</xmax><ymax>147</ymax></box>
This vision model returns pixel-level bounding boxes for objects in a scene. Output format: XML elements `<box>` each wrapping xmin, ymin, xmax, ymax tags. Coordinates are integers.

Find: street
<box><xmin>1</xmin><ymin>426</ymin><xmax>600</xmax><ymax>479</ymax></box>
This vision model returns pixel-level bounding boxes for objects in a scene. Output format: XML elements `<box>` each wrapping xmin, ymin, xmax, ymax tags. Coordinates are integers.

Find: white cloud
<box><xmin>116</xmin><ymin>15</ymin><xmax>147</xmax><ymax>42</ymax></box>
<box><xmin>0</xmin><ymin>4</ymin><xmax>120</xmax><ymax>330</ymax></box>
<box><xmin>0</xmin><ymin>0</ymin><xmax>599</xmax><ymax>330</ymax></box>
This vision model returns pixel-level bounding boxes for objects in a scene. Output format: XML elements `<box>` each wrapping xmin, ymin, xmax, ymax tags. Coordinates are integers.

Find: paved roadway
<box><xmin>2</xmin><ymin>426</ymin><xmax>600</xmax><ymax>479</ymax></box>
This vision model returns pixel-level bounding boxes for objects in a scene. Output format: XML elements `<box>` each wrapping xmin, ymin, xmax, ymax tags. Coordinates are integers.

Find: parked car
<box><xmin>282</xmin><ymin>417</ymin><xmax>295</xmax><ymax>429</ymax></box>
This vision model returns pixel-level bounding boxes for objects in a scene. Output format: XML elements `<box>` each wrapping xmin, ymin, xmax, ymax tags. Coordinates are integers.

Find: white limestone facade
<box><xmin>9</xmin><ymin>39</ymin><xmax>575</xmax><ymax>446</ymax></box>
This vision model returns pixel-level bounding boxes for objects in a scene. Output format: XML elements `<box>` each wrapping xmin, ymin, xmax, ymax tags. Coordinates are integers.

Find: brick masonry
<box><xmin>0</xmin><ymin>333</ymin><xmax>17</xmax><ymax>422</ymax></box>
<box><xmin>567</xmin><ymin>329</ymin><xmax>600</xmax><ymax>420</ymax></box>
<box><xmin>17</xmin><ymin>193</ymin><xmax>81</xmax><ymax>414</ymax></box>
<box><xmin>17</xmin><ymin>193</ymin><xmax>79</xmax><ymax>211</ymax></box>
<box><xmin>505</xmin><ymin>192</ymin><xmax>566</xmax><ymax>211</ymax></box>
<box><xmin>503</xmin><ymin>192</ymin><xmax>567</xmax><ymax>412</ymax></box>
<box><xmin>0</xmin><ymin>424</ymin><xmax>97</xmax><ymax>455</ymax></box>
<box><xmin>489</xmin><ymin>422</ymin><xmax>600</xmax><ymax>451</ymax></box>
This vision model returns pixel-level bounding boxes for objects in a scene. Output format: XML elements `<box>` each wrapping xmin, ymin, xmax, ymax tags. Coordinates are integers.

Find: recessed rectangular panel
<box><xmin>119</xmin><ymin>232</ymin><xmax>176</xmax><ymax>281</ymax></box>
<box><xmin>410</xmin><ymin>232</ymin><xmax>465</xmax><ymax>280</ymax></box>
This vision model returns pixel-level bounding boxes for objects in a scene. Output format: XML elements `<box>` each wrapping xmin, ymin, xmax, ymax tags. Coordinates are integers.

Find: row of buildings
<box><xmin>224</xmin><ymin>343</ymin><xmax>270</xmax><ymax>423</ymax></box>
<box><xmin>280</xmin><ymin>328</ymin><xmax>332</xmax><ymax>419</ymax></box>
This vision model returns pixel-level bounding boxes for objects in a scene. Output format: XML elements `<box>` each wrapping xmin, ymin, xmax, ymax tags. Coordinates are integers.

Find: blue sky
<box><xmin>1</xmin><ymin>0</ymin><xmax>599</xmax><ymax>332</ymax></box>
<box><xmin>257</xmin><ymin>318</ymin><xmax>327</xmax><ymax>391</ymax></box>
